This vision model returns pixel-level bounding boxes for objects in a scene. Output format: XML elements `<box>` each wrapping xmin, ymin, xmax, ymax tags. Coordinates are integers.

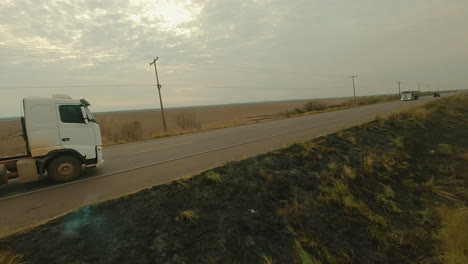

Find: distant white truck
<box><xmin>401</xmin><ymin>91</ymin><xmax>420</xmax><ymax>101</ymax></box>
<box><xmin>0</xmin><ymin>95</ymin><xmax>103</xmax><ymax>186</ymax></box>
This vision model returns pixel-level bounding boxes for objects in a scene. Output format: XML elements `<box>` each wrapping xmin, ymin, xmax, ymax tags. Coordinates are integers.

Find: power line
<box><xmin>0</xmin><ymin>83</ymin><xmax>325</xmax><ymax>90</ymax></box>
<box><xmin>0</xmin><ymin>46</ymin><xmax>154</xmax><ymax>59</ymax></box>
<box><xmin>0</xmin><ymin>46</ymin><xmax>338</xmax><ymax>74</ymax></box>
<box><xmin>0</xmin><ymin>47</ymin><xmax>270</xmax><ymax>68</ymax></box>
<box><xmin>168</xmin><ymin>63</ymin><xmax>344</xmax><ymax>77</ymax></box>
<box><xmin>0</xmin><ymin>84</ymin><xmax>156</xmax><ymax>89</ymax></box>
<box><xmin>0</xmin><ymin>52</ymin><xmax>340</xmax><ymax>76</ymax></box>
<box><xmin>164</xmin><ymin>84</ymin><xmax>270</xmax><ymax>89</ymax></box>
<box><xmin>0</xmin><ymin>46</ymin><xmax>345</xmax><ymax>77</ymax></box>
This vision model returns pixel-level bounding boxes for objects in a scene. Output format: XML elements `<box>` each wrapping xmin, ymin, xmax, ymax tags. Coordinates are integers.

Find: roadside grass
<box><xmin>175</xmin><ymin>210</ymin><xmax>199</xmax><ymax>223</ymax></box>
<box><xmin>262</xmin><ymin>255</ymin><xmax>274</xmax><ymax>264</ymax></box>
<box><xmin>381</xmin><ymin>150</ymin><xmax>399</xmax><ymax>172</ymax></box>
<box><xmin>148</xmin><ymin>132</ymin><xmax>171</xmax><ymax>140</ymax></box>
<box><xmin>291</xmin><ymin>92</ymin><xmax>467</xmax><ymax>263</ymax></box>
<box><xmin>437</xmin><ymin>144</ymin><xmax>454</xmax><ymax>155</ymax></box>
<box><xmin>1</xmin><ymin>92</ymin><xmax>465</xmax><ymax>263</ymax></box>
<box><xmin>0</xmin><ymin>217</ymin><xmax>56</xmax><ymax>240</ymax></box>
<box><xmin>284</xmin><ymin>94</ymin><xmax>401</xmax><ymax>118</ymax></box>
<box><xmin>361</xmin><ymin>149</ymin><xmax>376</xmax><ymax>176</ymax></box>
<box><xmin>102</xmin><ymin>93</ymin><xmax>418</xmax><ymax>147</ymax></box>
<box><xmin>203</xmin><ymin>171</ymin><xmax>223</xmax><ymax>184</ymax></box>
<box><xmin>283</xmin><ymin>106</ymin><xmax>352</xmax><ymax>118</ymax></box>
<box><xmin>342</xmin><ymin>165</ymin><xmax>356</xmax><ymax>180</ymax></box>
<box><xmin>0</xmin><ymin>248</ymin><xmax>24</xmax><ymax>264</ymax></box>
<box><xmin>390</xmin><ymin>136</ymin><xmax>404</xmax><ymax>148</ymax></box>
<box><xmin>438</xmin><ymin>207</ymin><xmax>468</xmax><ymax>264</ymax></box>
<box><xmin>258</xmin><ymin>169</ymin><xmax>273</xmax><ymax>183</ymax></box>
<box><xmin>348</xmin><ymin>94</ymin><xmax>400</xmax><ymax>106</ymax></box>
<box><xmin>293</xmin><ymin>240</ymin><xmax>320</xmax><ymax>264</ymax></box>
<box><xmin>175</xmin><ymin>113</ymin><xmax>202</xmax><ymax>131</ymax></box>
<box><xmin>424</xmin><ymin>177</ymin><xmax>463</xmax><ymax>203</ymax></box>
<box><xmin>184</xmin><ymin>92</ymin><xmax>464</xmax><ymax>263</ymax></box>
<box><xmin>102</xmin><ymin>91</ymin><xmax>459</xmax><ymax>147</ymax></box>
<box><xmin>318</xmin><ymin>179</ymin><xmax>371</xmax><ymax>217</ymax></box>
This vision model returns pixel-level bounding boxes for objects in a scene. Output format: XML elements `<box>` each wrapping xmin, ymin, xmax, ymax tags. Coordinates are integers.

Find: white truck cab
<box><xmin>401</xmin><ymin>91</ymin><xmax>420</xmax><ymax>101</ymax></box>
<box><xmin>0</xmin><ymin>95</ymin><xmax>103</xmax><ymax>185</ymax></box>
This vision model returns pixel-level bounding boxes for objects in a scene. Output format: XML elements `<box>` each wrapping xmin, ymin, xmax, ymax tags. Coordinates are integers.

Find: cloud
<box><xmin>0</xmin><ymin>0</ymin><xmax>467</xmax><ymax>117</ymax></box>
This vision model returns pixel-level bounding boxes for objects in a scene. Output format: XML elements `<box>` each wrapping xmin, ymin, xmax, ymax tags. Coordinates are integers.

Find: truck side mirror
<box><xmin>81</xmin><ymin>107</ymin><xmax>89</xmax><ymax>124</ymax></box>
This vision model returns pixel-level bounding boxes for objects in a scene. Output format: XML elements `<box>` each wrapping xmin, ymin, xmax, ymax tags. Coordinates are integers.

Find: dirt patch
<box><xmin>0</xmin><ymin>94</ymin><xmax>467</xmax><ymax>264</ymax></box>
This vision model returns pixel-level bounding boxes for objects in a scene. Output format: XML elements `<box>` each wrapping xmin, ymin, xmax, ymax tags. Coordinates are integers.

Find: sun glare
<box><xmin>130</xmin><ymin>0</ymin><xmax>201</xmax><ymax>33</ymax></box>
<box><xmin>150</xmin><ymin>1</ymin><xmax>193</xmax><ymax>28</ymax></box>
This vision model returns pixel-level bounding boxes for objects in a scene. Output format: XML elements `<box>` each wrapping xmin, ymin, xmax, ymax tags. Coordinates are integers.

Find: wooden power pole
<box><xmin>397</xmin><ymin>81</ymin><xmax>403</xmax><ymax>96</ymax></box>
<box><xmin>349</xmin><ymin>75</ymin><xmax>358</xmax><ymax>106</ymax></box>
<box><xmin>149</xmin><ymin>57</ymin><xmax>167</xmax><ymax>133</ymax></box>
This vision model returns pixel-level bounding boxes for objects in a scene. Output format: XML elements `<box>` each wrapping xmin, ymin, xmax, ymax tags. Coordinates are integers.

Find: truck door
<box><xmin>56</xmin><ymin>104</ymin><xmax>97</xmax><ymax>160</ymax></box>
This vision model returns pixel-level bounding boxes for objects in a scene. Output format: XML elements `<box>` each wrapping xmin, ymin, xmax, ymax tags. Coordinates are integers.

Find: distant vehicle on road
<box><xmin>433</xmin><ymin>92</ymin><xmax>441</xmax><ymax>97</ymax></box>
<box><xmin>0</xmin><ymin>95</ymin><xmax>103</xmax><ymax>186</ymax></box>
<box><xmin>401</xmin><ymin>91</ymin><xmax>420</xmax><ymax>101</ymax></box>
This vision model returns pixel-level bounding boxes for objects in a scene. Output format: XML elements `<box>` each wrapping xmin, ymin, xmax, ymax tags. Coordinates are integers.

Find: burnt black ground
<box><xmin>1</xmin><ymin>94</ymin><xmax>467</xmax><ymax>264</ymax></box>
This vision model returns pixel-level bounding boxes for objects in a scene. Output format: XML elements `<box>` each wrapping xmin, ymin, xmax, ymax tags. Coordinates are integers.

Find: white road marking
<box><xmin>264</xmin><ymin>124</ymin><xmax>288</xmax><ymax>129</ymax></box>
<box><xmin>127</xmin><ymin>142</ymin><xmax>192</xmax><ymax>156</ymax></box>
<box><xmin>106</xmin><ymin>132</ymin><xmax>214</xmax><ymax>151</ymax></box>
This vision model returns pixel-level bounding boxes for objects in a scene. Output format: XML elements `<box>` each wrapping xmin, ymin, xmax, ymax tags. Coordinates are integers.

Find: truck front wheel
<box><xmin>47</xmin><ymin>156</ymin><xmax>82</xmax><ymax>183</ymax></box>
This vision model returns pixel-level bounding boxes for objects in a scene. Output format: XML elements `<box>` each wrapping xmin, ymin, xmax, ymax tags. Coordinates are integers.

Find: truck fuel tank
<box><xmin>0</xmin><ymin>164</ymin><xmax>6</xmax><ymax>185</ymax></box>
<box><xmin>17</xmin><ymin>158</ymin><xmax>40</xmax><ymax>183</ymax></box>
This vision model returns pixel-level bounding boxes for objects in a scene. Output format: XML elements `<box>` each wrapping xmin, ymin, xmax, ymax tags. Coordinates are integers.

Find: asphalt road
<box><xmin>0</xmin><ymin>95</ymin><xmax>447</xmax><ymax>229</ymax></box>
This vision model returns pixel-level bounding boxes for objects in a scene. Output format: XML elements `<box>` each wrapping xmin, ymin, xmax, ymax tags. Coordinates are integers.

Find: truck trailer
<box><xmin>0</xmin><ymin>95</ymin><xmax>104</xmax><ymax>186</ymax></box>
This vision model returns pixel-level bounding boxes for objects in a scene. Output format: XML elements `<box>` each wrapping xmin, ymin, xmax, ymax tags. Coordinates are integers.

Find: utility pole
<box><xmin>149</xmin><ymin>57</ymin><xmax>167</xmax><ymax>133</ymax></box>
<box><xmin>418</xmin><ymin>83</ymin><xmax>421</xmax><ymax>92</ymax></box>
<box><xmin>397</xmin><ymin>81</ymin><xmax>403</xmax><ymax>96</ymax></box>
<box><xmin>349</xmin><ymin>75</ymin><xmax>358</xmax><ymax>106</ymax></box>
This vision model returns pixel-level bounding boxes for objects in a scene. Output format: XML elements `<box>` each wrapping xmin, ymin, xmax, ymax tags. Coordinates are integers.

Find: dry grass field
<box><xmin>1</xmin><ymin>93</ymin><xmax>466</xmax><ymax>264</ymax></box>
<box><xmin>0</xmin><ymin>97</ymin><xmax>347</xmax><ymax>157</ymax></box>
<box><xmin>2</xmin><ymin>93</ymin><xmax>423</xmax><ymax>157</ymax></box>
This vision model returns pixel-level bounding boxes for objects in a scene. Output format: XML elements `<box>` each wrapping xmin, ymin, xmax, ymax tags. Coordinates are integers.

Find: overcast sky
<box><xmin>0</xmin><ymin>0</ymin><xmax>467</xmax><ymax>117</ymax></box>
